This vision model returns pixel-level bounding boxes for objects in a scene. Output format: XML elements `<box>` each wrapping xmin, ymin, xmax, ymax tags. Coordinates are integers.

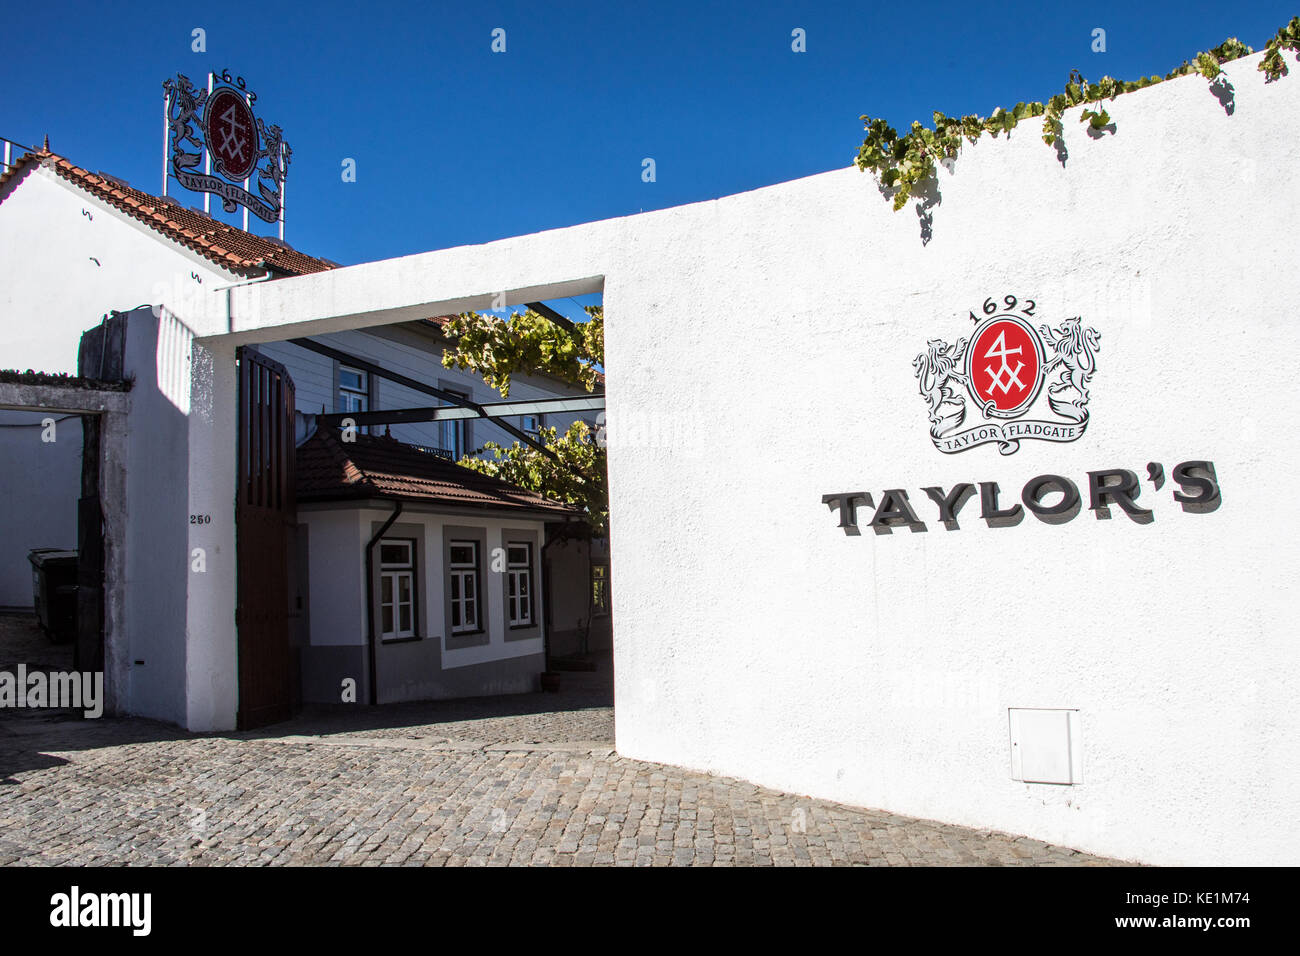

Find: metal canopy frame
<box><xmin>526</xmin><ymin>300</ymin><xmax>577</xmax><ymax>332</ymax></box>
<box><xmin>288</xmin><ymin>337</ymin><xmax>604</xmax><ymax>464</ymax></box>
<box><xmin>316</xmin><ymin>394</ymin><xmax>605</xmax><ymax>428</ymax></box>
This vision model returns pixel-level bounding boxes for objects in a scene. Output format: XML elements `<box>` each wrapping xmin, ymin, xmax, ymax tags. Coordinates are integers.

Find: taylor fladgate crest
<box><xmin>163</xmin><ymin>71</ymin><xmax>289</xmax><ymax>224</ymax></box>
<box><xmin>914</xmin><ymin>294</ymin><xmax>1100</xmax><ymax>455</ymax></box>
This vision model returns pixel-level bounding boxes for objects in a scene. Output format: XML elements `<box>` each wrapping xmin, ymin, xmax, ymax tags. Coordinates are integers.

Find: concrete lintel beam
<box><xmin>0</xmin><ymin>383</ymin><xmax>130</xmax><ymax>414</ymax></box>
<box><xmin>167</xmin><ymin>216</ymin><xmax>619</xmax><ymax>344</ymax></box>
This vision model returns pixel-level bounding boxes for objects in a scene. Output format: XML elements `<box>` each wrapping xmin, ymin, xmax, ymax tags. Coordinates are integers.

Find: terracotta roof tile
<box><xmin>297</xmin><ymin>428</ymin><xmax>579</xmax><ymax>517</ymax></box>
<box><xmin>0</xmin><ymin>148</ymin><xmax>338</xmax><ymax>277</ymax></box>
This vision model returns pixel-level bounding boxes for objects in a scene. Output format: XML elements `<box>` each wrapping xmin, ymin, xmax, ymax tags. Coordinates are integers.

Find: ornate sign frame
<box><xmin>163</xmin><ymin>70</ymin><xmax>290</xmax><ymax>226</ymax></box>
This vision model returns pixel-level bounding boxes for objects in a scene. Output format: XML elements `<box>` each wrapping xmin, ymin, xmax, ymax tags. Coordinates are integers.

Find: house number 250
<box><xmin>189</xmin><ymin>514</ymin><xmax>212</xmax><ymax>525</ymax></box>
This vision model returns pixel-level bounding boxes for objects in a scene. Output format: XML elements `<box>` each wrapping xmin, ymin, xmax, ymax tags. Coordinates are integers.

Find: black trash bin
<box><xmin>28</xmin><ymin>549</ymin><xmax>78</xmax><ymax>644</ymax></box>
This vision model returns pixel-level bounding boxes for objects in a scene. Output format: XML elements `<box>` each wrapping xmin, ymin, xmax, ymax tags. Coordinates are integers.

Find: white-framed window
<box><xmin>379</xmin><ymin>539</ymin><xmax>416</xmax><ymax>640</ymax></box>
<box><xmin>506</xmin><ymin>542</ymin><xmax>534</xmax><ymax>627</ymax></box>
<box><xmin>339</xmin><ymin>366</ymin><xmax>369</xmax><ymax>414</ymax></box>
<box><xmin>521</xmin><ymin>414</ymin><xmax>543</xmax><ymax>440</ymax></box>
<box><xmin>449</xmin><ymin>540</ymin><xmax>480</xmax><ymax>634</ymax></box>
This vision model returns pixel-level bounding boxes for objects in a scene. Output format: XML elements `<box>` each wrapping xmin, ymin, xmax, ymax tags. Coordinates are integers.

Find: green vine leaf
<box><xmin>1196</xmin><ymin>52</ymin><xmax>1222</xmax><ymax>79</ymax></box>
<box><xmin>856</xmin><ymin>18</ymin><xmax>1294</xmax><ymax>211</ymax></box>
<box><xmin>440</xmin><ymin>305</ymin><xmax>604</xmax><ymax>398</ymax></box>
<box><xmin>459</xmin><ymin>421</ymin><xmax>609</xmax><ymax>534</ymax></box>
<box><xmin>440</xmin><ymin>306</ymin><xmax>608</xmax><ymax>532</ymax></box>
<box><xmin>1080</xmin><ymin>108</ymin><xmax>1111</xmax><ymax>130</ymax></box>
<box><xmin>1260</xmin><ymin>17</ymin><xmax>1300</xmax><ymax>81</ymax></box>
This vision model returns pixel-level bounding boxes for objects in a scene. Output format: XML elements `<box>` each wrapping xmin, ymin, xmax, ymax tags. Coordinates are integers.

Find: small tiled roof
<box><xmin>0</xmin><ymin>147</ymin><xmax>338</xmax><ymax>277</ymax></box>
<box><xmin>297</xmin><ymin>427</ymin><xmax>579</xmax><ymax>517</ymax></box>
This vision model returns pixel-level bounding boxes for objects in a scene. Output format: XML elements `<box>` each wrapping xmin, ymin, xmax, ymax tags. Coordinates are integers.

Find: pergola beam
<box><xmin>525</xmin><ymin>301</ymin><xmax>577</xmax><ymax>333</ymax></box>
<box><xmin>287</xmin><ymin>336</ymin><xmax>561</xmax><ymax>461</ymax></box>
<box><xmin>316</xmin><ymin>394</ymin><xmax>604</xmax><ymax>428</ymax></box>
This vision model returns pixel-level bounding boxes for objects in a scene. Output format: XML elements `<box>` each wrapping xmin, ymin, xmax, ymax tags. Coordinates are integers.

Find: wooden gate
<box><xmin>76</xmin><ymin>416</ymin><xmax>105</xmax><ymax>674</ymax></box>
<box><xmin>236</xmin><ymin>348</ymin><xmax>297</xmax><ymax>729</ymax></box>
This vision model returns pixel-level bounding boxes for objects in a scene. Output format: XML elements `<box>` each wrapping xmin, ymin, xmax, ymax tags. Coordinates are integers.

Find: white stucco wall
<box><xmin>121</xmin><ymin>307</ymin><xmax>192</xmax><ymax>726</ymax></box>
<box><xmin>168</xmin><ymin>52</ymin><xmax>1299</xmax><ymax>864</ymax></box>
<box><xmin>597</xmin><ymin>58</ymin><xmax>1299</xmax><ymax>866</ymax></box>
<box><xmin>184</xmin><ymin>335</ymin><xmax>239</xmax><ymax>731</ymax></box>
<box><xmin>0</xmin><ymin>412</ymin><xmax>82</xmax><ymax>608</ymax></box>
<box><xmin>0</xmin><ymin>164</ymin><xmax>237</xmax><ymax>374</ymax></box>
<box><xmin>298</xmin><ymin>509</ymin><xmax>366</xmax><ymax>647</ymax></box>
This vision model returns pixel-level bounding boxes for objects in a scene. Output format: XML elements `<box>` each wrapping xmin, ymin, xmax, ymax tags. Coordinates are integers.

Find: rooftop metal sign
<box><xmin>162</xmin><ymin>70</ymin><xmax>290</xmax><ymax>238</ymax></box>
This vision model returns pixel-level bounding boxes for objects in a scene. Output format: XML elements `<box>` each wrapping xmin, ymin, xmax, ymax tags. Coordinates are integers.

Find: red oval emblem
<box><xmin>203</xmin><ymin>88</ymin><xmax>258</xmax><ymax>182</ymax></box>
<box><xmin>966</xmin><ymin>316</ymin><xmax>1043</xmax><ymax>417</ymax></box>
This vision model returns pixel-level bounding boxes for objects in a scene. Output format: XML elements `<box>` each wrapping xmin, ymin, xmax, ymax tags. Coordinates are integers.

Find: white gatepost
<box><xmin>185</xmin><ymin>337</ymin><xmax>241</xmax><ymax>731</ymax></box>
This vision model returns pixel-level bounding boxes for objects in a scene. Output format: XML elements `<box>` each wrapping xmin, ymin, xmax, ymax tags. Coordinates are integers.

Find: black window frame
<box><xmin>591</xmin><ymin>562</ymin><xmax>610</xmax><ymax>617</ymax></box>
<box><xmin>521</xmin><ymin>413</ymin><xmax>544</xmax><ymax>441</ymax></box>
<box><xmin>440</xmin><ymin>386</ymin><xmax>470</xmax><ymax>459</ymax></box>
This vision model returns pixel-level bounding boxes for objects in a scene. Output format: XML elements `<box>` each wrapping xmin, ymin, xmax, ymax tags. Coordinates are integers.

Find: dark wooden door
<box><xmin>76</xmin><ymin>415</ymin><xmax>105</xmax><ymax>674</ymax></box>
<box><xmin>236</xmin><ymin>348</ymin><xmax>297</xmax><ymax>729</ymax></box>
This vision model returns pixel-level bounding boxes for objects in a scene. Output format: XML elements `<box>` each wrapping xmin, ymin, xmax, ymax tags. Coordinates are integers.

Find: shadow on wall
<box><xmin>0</xmin><ymin>413</ymin><xmax>82</xmax><ymax>608</ymax></box>
<box><xmin>1210</xmin><ymin>75</ymin><xmax>1236</xmax><ymax>114</ymax></box>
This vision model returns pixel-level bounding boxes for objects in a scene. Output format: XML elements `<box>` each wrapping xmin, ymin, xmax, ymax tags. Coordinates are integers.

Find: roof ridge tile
<box><xmin>0</xmin><ymin>148</ymin><xmax>339</xmax><ymax>278</ymax></box>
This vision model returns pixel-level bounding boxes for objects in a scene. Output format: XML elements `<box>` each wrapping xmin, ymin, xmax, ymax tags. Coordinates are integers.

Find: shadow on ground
<box><xmin>241</xmin><ymin>656</ymin><xmax>614</xmax><ymax>744</ymax></box>
<box><xmin>3</xmin><ymin>608</ymin><xmax>614</xmax><ymax>755</ymax></box>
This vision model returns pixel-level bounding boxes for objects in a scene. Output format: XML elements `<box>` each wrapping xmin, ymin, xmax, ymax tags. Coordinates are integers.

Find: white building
<box><xmin>0</xmin><ymin>145</ymin><xmax>610</xmax><ymax>724</ymax></box>
<box><xmin>293</xmin><ymin>424</ymin><xmax>579</xmax><ymax>706</ymax></box>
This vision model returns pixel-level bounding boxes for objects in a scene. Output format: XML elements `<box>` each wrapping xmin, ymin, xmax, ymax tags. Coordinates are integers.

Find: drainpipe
<box><xmin>540</xmin><ymin>519</ymin><xmax>580</xmax><ymax>673</ymax></box>
<box><xmin>364</xmin><ymin>500</ymin><xmax>403</xmax><ymax>706</ymax></box>
<box><xmin>541</xmin><ymin>528</ymin><xmax>560</xmax><ymax>673</ymax></box>
<box><xmin>541</xmin><ymin>518</ymin><xmax>585</xmax><ymax>671</ymax></box>
<box><xmin>581</xmin><ymin>523</ymin><xmax>595</xmax><ymax>657</ymax></box>
<box><xmin>211</xmin><ymin>263</ymin><xmax>275</xmax><ymax>335</ymax></box>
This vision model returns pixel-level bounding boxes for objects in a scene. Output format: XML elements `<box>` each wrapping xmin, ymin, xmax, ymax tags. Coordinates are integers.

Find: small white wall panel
<box><xmin>1009</xmin><ymin>708</ymin><xmax>1081</xmax><ymax>785</ymax></box>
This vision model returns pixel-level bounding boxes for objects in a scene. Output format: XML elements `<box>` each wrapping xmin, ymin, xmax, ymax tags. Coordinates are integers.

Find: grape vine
<box><xmin>856</xmin><ymin>18</ymin><xmax>1300</xmax><ymax>211</ymax></box>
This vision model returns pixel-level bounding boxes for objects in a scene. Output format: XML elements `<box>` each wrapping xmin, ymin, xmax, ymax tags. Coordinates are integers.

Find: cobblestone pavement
<box><xmin>0</xmin><ymin>645</ymin><xmax>1124</xmax><ymax>866</ymax></box>
<box><xmin>0</xmin><ymin>613</ymin><xmax>80</xmax><ymax>724</ymax></box>
<box><xmin>0</xmin><ymin>613</ymin><xmax>72</xmax><ymax>674</ymax></box>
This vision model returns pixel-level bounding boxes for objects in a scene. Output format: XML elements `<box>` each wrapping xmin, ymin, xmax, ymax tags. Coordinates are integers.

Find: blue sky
<box><xmin>2</xmin><ymin>0</ymin><xmax>1294</xmax><ymax>280</ymax></box>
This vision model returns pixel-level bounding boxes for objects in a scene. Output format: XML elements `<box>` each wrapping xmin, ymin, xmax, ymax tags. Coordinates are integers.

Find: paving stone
<box><xmin>0</xmin><ymin>669</ymin><xmax>1122</xmax><ymax>866</ymax></box>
